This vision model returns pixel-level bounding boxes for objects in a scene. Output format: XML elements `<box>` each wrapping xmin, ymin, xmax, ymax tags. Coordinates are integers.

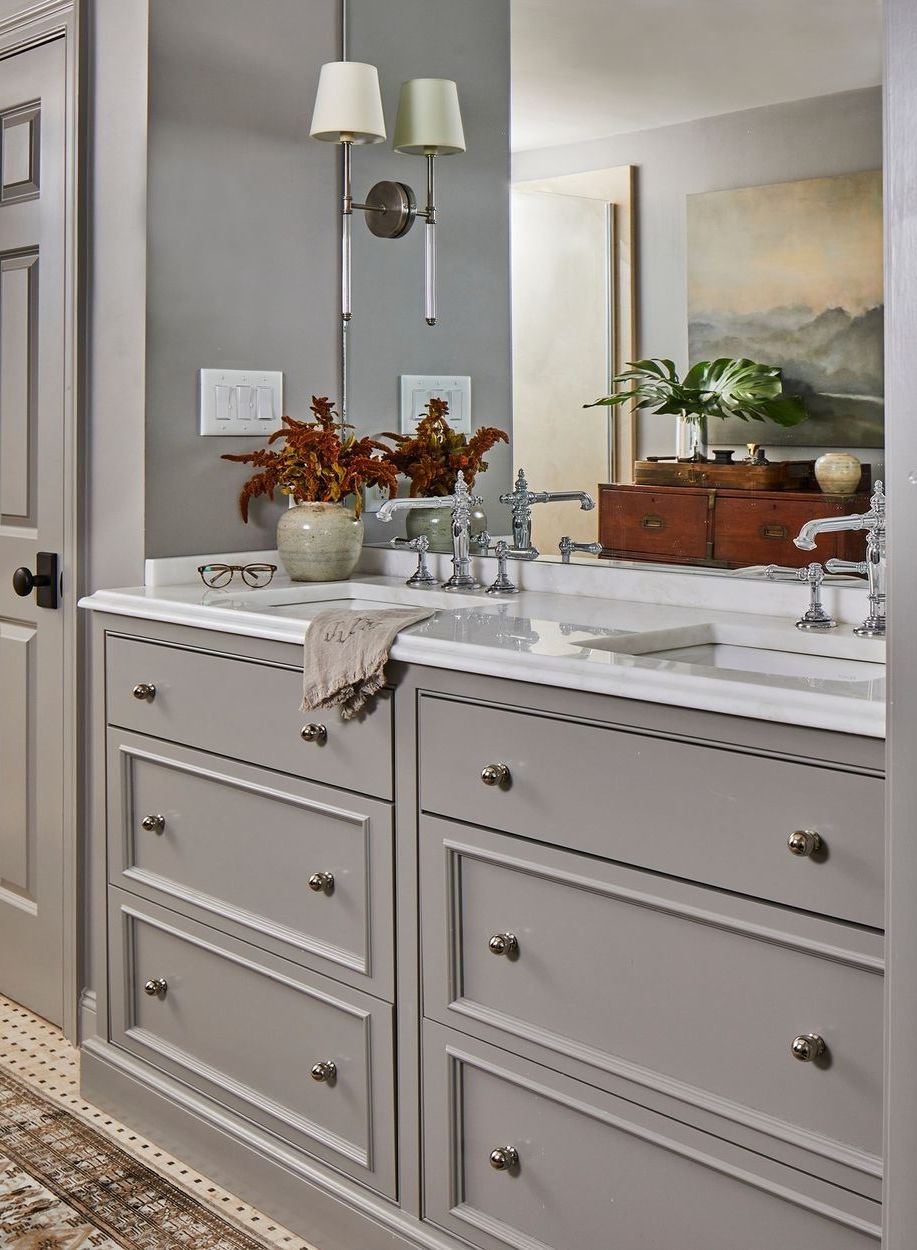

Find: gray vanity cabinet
<box><xmin>422</xmin><ymin>1024</ymin><xmax>879</xmax><ymax>1250</ymax></box>
<box><xmin>107</xmin><ymin>731</ymin><xmax>395</xmax><ymax>996</ymax></box>
<box><xmin>418</xmin><ymin>691</ymin><xmax>884</xmax><ymax>928</ymax></box>
<box><xmin>84</xmin><ymin>617</ymin><xmax>884</xmax><ymax>1250</ymax></box>
<box><xmin>108</xmin><ymin>889</ymin><xmax>397</xmax><ymax>1197</ymax></box>
<box><xmin>106</xmin><ymin>633</ymin><xmax>394</xmax><ymax>799</ymax></box>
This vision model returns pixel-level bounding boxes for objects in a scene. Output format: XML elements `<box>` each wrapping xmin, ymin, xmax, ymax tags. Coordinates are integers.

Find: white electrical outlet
<box><xmin>199</xmin><ymin>368</ymin><xmax>284</xmax><ymax>436</ymax></box>
<box><xmin>400</xmin><ymin>374</ymin><xmax>471</xmax><ymax>435</ymax></box>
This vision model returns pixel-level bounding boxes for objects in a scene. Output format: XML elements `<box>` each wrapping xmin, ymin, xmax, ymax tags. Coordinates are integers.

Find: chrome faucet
<box><xmin>376</xmin><ymin>470</ymin><xmax>484</xmax><ymax>591</ymax></box>
<box><xmin>793</xmin><ymin>481</ymin><xmax>885</xmax><ymax>638</ymax></box>
<box><xmin>558</xmin><ymin>536</ymin><xmax>603</xmax><ymax>564</ymax></box>
<box><xmin>500</xmin><ymin>469</ymin><xmax>595</xmax><ymax>551</ymax></box>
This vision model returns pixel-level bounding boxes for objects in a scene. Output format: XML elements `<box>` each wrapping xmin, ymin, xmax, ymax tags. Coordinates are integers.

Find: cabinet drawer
<box><xmin>418</xmin><ymin>693</ymin><xmax>884</xmax><ymax>928</ymax></box>
<box><xmin>423</xmin><ymin>1024</ymin><xmax>879</xmax><ymax>1250</ymax></box>
<box><xmin>714</xmin><ymin>495</ymin><xmax>868</xmax><ymax>567</ymax></box>
<box><xmin>422</xmin><ymin>818</ymin><xmax>884</xmax><ymax>1178</ymax></box>
<box><xmin>598</xmin><ymin>485</ymin><xmax>711</xmax><ymax>559</ymax></box>
<box><xmin>106</xmin><ymin>634</ymin><xmax>393</xmax><ymax>800</ymax></box>
<box><xmin>107</xmin><ymin>733</ymin><xmax>394</xmax><ymax>997</ymax></box>
<box><xmin>108</xmin><ymin>889</ymin><xmax>396</xmax><ymax>1198</ymax></box>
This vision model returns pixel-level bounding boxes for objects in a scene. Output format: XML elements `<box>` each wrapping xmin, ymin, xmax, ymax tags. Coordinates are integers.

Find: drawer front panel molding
<box><xmin>419</xmin><ymin>693</ymin><xmax>884</xmax><ymax>928</ymax></box>
<box><xmin>422</xmin><ymin>1024</ymin><xmax>880</xmax><ymax>1250</ymax></box>
<box><xmin>421</xmin><ymin>818</ymin><xmax>884</xmax><ymax>1178</ymax></box>
<box><xmin>107</xmin><ymin>890</ymin><xmax>397</xmax><ymax>1198</ymax></box>
<box><xmin>107</xmin><ymin>732</ymin><xmax>394</xmax><ymax>997</ymax></box>
<box><xmin>106</xmin><ymin>634</ymin><xmax>394</xmax><ymax>799</ymax></box>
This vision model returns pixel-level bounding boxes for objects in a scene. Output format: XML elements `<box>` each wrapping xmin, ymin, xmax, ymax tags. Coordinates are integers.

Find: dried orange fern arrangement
<box><xmin>222</xmin><ymin>396</ymin><xmax>399</xmax><ymax>521</ymax></box>
<box><xmin>379</xmin><ymin>398</ymin><xmax>508</xmax><ymax>498</ymax></box>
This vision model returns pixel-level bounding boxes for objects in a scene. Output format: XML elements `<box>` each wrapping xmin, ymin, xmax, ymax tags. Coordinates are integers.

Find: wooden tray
<box><xmin>633</xmin><ymin>459</ymin><xmax>816</xmax><ymax>491</ymax></box>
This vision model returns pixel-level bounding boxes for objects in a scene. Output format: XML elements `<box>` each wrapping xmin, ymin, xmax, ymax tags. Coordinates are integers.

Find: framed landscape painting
<box><xmin>687</xmin><ymin>170</ymin><xmax>884</xmax><ymax>447</ymax></box>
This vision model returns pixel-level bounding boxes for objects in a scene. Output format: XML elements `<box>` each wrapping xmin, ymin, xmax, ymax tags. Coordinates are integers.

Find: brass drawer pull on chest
<box><xmin>132</xmin><ymin>682</ymin><xmax>156</xmax><ymax>702</ymax></box>
<box><xmin>143</xmin><ymin>977</ymin><xmax>168</xmax><ymax>998</ymax></box>
<box><xmin>308</xmin><ymin>871</ymin><xmax>335</xmax><ymax>895</ymax></box>
<box><xmin>641</xmin><ymin>513</ymin><xmax>666</xmax><ymax>532</ymax></box>
<box><xmin>310</xmin><ymin>1060</ymin><xmax>337</xmax><ymax>1083</ymax></box>
<box><xmin>787</xmin><ymin>829</ymin><xmax>822</xmax><ymax>858</ymax></box>
<box><xmin>791</xmin><ymin>1033</ymin><xmax>827</xmax><ymax>1063</ymax></box>
<box><xmin>300</xmin><ymin>723</ymin><xmax>328</xmax><ymax>745</ymax></box>
<box><xmin>481</xmin><ymin>763</ymin><xmax>510</xmax><ymax>787</ymax></box>
<box><xmin>760</xmin><ymin>523</ymin><xmax>789</xmax><ymax>541</ymax></box>
<box><xmin>488</xmin><ymin>932</ymin><xmax>519</xmax><ymax>957</ymax></box>
<box><xmin>141</xmin><ymin>814</ymin><xmax>166</xmax><ymax>835</ymax></box>
<box><xmin>489</xmin><ymin>1145</ymin><xmax>520</xmax><ymax>1171</ymax></box>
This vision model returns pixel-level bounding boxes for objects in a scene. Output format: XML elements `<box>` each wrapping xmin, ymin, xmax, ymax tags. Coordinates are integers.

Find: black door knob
<box><xmin>11</xmin><ymin>553</ymin><xmax>59</xmax><ymax>609</ymax></box>
<box><xmin>12</xmin><ymin>567</ymin><xmax>43</xmax><ymax>596</ymax></box>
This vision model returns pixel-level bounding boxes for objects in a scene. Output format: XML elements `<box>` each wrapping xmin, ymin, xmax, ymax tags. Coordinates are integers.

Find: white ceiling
<box><xmin>511</xmin><ymin>0</ymin><xmax>883</xmax><ymax>152</ymax></box>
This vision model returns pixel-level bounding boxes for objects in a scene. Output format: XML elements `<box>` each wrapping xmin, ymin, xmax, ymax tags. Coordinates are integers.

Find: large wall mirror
<box><xmin>350</xmin><ymin>0</ymin><xmax>884</xmax><ymax>577</ymax></box>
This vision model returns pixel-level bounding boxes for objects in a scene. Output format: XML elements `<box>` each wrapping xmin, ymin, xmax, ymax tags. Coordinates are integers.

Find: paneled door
<box><xmin>0</xmin><ymin>36</ymin><xmax>66</xmax><ymax>1025</ymax></box>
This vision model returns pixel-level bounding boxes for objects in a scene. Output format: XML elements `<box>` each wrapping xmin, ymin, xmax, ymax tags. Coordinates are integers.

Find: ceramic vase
<box><xmin>276</xmin><ymin>501</ymin><xmax>363</xmax><ymax>582</ymax></box>
<box><xmin>675</xmin><ymin>413</ymin><xmax>709</xmax><ymax>462</ymax></box>
<box><xmin>406</xmin><ymin>502</ymin><xmax>489</xmax><ymax>554</ymax></box>
<box><xmin>815</xmin><ymin>452</ymin><xmax>862</xmax><ymax>496</ymax></box>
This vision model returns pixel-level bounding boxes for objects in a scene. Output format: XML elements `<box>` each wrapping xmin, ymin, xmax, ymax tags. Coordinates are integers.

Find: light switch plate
<box><xmin>400</xmin><ymin>374</ymin><xmax>471</xmax><ymax>435</ymax></box>
<box><xmin>199</xmin><ymin>368</ymin><xmax>284</xmax><ymax>436</ymax></box>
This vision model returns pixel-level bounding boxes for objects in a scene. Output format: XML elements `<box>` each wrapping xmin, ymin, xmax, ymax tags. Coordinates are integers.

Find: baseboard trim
<box><xmin>78</xmin><ymin>989</ymin><xmax>97</xmax><ymax>1044</ymax></box>
<box><xmin>80</xmin><ymin>1038</ymin><xmax>457</xmax><ymax>1250</ymax></box>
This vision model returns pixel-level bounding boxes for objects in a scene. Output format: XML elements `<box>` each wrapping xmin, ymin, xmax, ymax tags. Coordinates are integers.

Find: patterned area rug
<box><xmin>0</xmin><ymin>1065</ymin><xmax>270</xmax><ymax>1250</ymax></box>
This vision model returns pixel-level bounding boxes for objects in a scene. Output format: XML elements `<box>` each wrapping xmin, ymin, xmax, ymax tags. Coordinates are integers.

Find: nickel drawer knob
<box><xmin>310</xmin><ymin>1060</ymin><xmax>337</xmax><ymax>1083</ymax></box>
<box><xmin>481</xmin><ymin>763</ymin><xmax>510</xmax><ymax>787</ymax></box>
<box><xmin>141</xmin><ymin>814</ymin><xmax>166</xmax><ymax>834</ymax></box>
<box><xmin>308</xmin><ymin>871</ymin><xmax>335</xmax><ymax>895</ymax></box>
<box><xmin>787</xmin><ymin>829</ymin><xmax>822</xmax><ymax>858</ymax></box>
<box><xmin>791</xmin><ymin>1033</ymin><xmax>827</xmax><ymax>1063</ymax></box>
<box><xmin>489</xmin><ymin>1145</ymin><xmax>519</xmax><ymax>1171</ymax></box>
<box><xmin>301</xmin><ymin>723</ymin><xmax>328</xmax><ymax>745</ymax></box>
<box><xmin>132</xmin><ymin>683</ymin><xmax>156</xmax><ymax>702</ymax></box>
<box><xmin>144</xmin><ymin>977</ymin><xmax>168</xmax><ymax>998</ymax></box>
<box><xmin>488</xmin><ymin>932</ymin><xmax>519</xmax><ymax>957</ymax></box>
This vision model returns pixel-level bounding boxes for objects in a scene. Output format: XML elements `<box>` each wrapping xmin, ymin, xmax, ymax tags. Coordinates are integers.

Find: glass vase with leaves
<box><xmin>588</xmin><ymin>358</ymin><xmax>807</xmax><ymax>462</ymax></box>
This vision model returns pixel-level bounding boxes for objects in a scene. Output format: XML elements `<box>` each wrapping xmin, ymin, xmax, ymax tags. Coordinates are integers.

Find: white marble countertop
<box><xmin>80</xmin><ymin>555</ymin><xmax>886</xmax><ymax>739</ymax></box>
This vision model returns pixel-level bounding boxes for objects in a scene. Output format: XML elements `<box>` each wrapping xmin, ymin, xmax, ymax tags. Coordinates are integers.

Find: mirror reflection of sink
<box><xmin>570</xmin><ymin>628</ymin><xmax>885</xmax><ymax>688</ymax></box>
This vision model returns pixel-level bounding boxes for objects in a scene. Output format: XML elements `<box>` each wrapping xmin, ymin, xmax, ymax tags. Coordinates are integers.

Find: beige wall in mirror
<box><xmin>508</xmin><ymin>0</ymin><xmax>884</xmax><ymax>574</ymax></box>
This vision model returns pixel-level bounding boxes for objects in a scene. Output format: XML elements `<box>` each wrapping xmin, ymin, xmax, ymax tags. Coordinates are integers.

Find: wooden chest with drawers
<box><xmin>598</xmin><ymin>483</ymin><xmax>871</xmax><ymax>568</ymax></box>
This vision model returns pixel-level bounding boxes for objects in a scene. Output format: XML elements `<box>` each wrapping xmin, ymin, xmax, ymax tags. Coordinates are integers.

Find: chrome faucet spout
<box><xmin>500</xmin><ymin>468</ymin><xmax>597</xmax><ymax>550</ymax></box>
<box><xmin>375</xmin><ymin>470</ymin><xmax>483</xmax><ymax>591</ymax></box>
<box><xmin>791</xmin><ymin>482</ymin><xmax>886</xmax><ymax>638</ymax></box>
<box><xmin>794</xmin><ymin>512</ymin><xmax>875</xmax><ymax>551</ymax></box>
<box><xmin>376</xmin><ymin>494</ymin><xmax>454</xmax><ymax>524</ymax></box>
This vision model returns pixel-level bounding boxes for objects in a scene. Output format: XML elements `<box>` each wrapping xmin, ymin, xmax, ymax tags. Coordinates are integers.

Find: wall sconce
<box><xmin>310</xmin><ymin>63</ymin><xmax>465</xmax><ymax>327</ymax></box>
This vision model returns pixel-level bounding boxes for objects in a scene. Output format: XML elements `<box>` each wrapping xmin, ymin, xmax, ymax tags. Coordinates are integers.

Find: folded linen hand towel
<box><xmin>302</xmin><ymin>606</ymin><xmax>435</xmax><ymax>720</ymax></box>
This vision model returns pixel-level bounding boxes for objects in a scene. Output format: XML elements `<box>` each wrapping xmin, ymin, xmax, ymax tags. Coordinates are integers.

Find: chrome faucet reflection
<box><xmin>377</xmin><ymin>469</ymin><xmax>484</xmax><ymax>591</ymax></box>
<box><xmin>500</xmin><ymin>469</ymin><xmax>595</xmax><ymax>551</ymax></box>
<box><xmin>793</xmin><ymin>481</ymin><xmax>886</xmax><ymax>639</ymax></box>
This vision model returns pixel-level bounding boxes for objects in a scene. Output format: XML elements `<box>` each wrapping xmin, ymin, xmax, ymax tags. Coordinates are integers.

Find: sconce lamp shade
<box><xmin>310</xmin><ymin>61</ymin><xmax>386</xmax><ymax>144</ymax></box>
<box><xmin>393</xmin><ymin>78</ymin><xmax>466</xmax><ymax>155</ymax></box>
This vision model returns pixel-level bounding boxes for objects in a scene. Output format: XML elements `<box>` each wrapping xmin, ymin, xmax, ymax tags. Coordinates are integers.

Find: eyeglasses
<box><xmin>197</xmin><ymin>563</ymin><xmax>277</xmax><ymax>589</ymax></box>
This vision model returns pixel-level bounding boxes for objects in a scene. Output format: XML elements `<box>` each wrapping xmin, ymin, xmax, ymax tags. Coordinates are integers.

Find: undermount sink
<box><xmin>205</xmin><ymin>580</ymin><xmax>509</xmax><ymax>618</ymax></box>
<box><xmin>570</xmin><ymin>626</ymin><xmax>885</xmax><ymax>692</ymax></box>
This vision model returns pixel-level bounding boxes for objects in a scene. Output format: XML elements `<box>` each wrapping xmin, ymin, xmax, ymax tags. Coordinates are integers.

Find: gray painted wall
<box><xmin>143</xmin><ymin>0</ymin><xmax>340</xmax><ymax>558</ymax></box>
<box><xmin>141</xmin><ymin>0</ymin><xmax>512</xmax><ymax>556</ymax></box>
<box><xmin>513</xmin><ymin>88</ymin><xmax>883</xmax><ymax>464</ymax></box>
<box><xmin>347</xmin><ymin>0</ymin><xmax>513</xmax><ymax>541</ymax></box>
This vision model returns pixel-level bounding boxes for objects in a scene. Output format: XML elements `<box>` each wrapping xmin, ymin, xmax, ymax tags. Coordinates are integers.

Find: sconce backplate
<box><xmin>365</xmin><ymin>180</ymin><xmax>417</xmax><ymax>239</ymax></box>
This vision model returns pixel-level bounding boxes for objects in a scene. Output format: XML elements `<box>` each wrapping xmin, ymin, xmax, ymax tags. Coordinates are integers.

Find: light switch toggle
<box><xmin>200</xmin><ymin>369</ymin><xmax>284</xmax><ymax>436</ymax></box>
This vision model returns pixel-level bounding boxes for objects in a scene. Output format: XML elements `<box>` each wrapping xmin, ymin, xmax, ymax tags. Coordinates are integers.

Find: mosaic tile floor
<box><xmin>0</xmin><ymin>995</ymin><xmax>318</xmax><ymax>1250</ymax></box>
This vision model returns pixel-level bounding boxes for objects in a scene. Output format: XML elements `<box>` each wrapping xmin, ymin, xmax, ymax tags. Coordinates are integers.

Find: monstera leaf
<box><xmin>587</xmin><ymin>357</ymin><xmax>807</xmax><ymax>428</ymax></box>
